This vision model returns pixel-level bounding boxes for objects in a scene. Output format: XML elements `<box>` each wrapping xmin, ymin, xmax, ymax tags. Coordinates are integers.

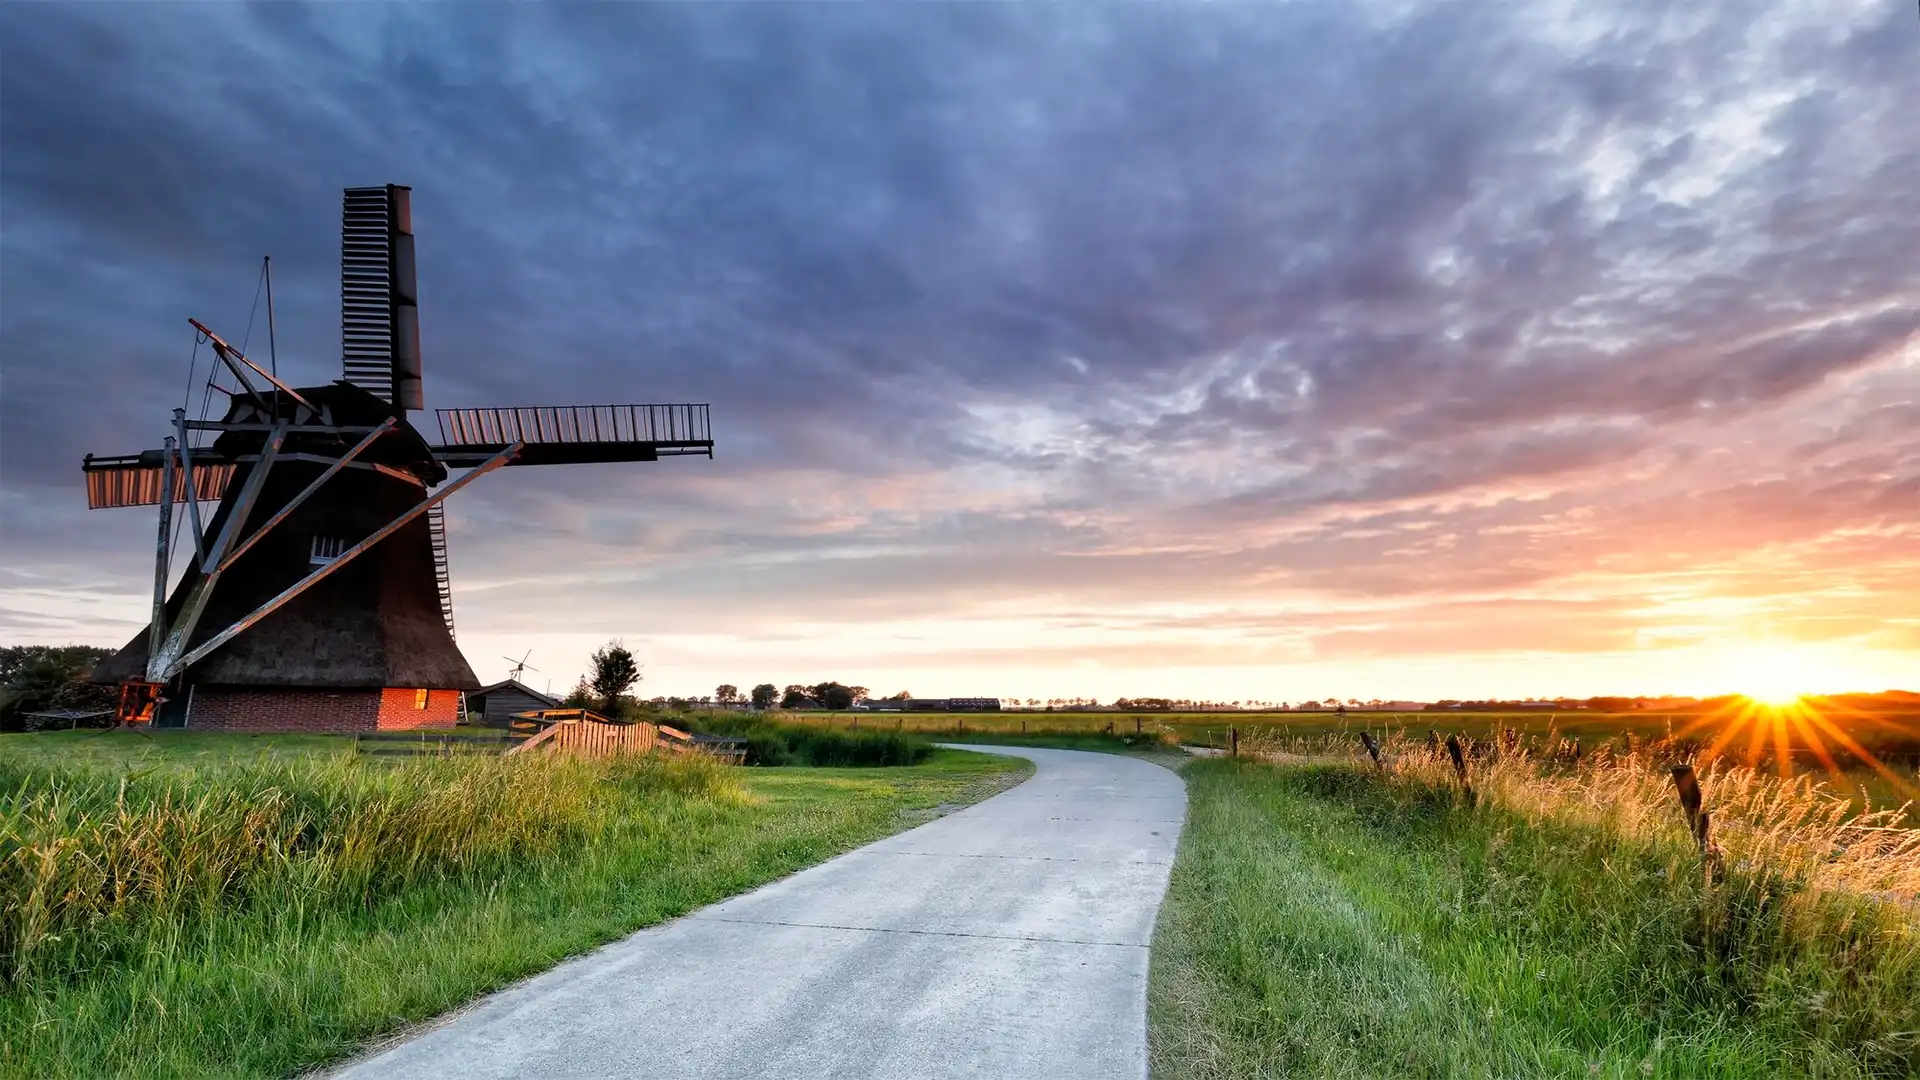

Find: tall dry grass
<box><xmin>1244</xmin><ymin>727</ymin><xmax>1920</xmax><ymax>903</ymax></box>
<box><xmin>0</xmin><ymin>750</ymin><xmax>741</xmax><ymax>990</ymax></box>
<box><xmin>1234</xmin><ymin>727</ymin><xmax>1920</xmax><ymax>1068</ymax></box>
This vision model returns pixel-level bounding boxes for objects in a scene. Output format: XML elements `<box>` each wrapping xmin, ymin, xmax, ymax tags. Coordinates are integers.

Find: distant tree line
<box><xmin>547</xmin><ymin>641</ymin><xmax>1697</xmax><ymax>722</ymax></box>
<box><xmin>1425</xmin><ymin>697</ymin><xmax>1647</xmax><ymax>712</ymax></box>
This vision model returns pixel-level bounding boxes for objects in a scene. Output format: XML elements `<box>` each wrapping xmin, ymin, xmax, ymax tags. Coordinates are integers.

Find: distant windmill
<box><xmin>503</xmin><ymin>650</ymin><xmax>539</xmax><ymax>682</ymax></box>
<box><xmin>84</xmin><ymin>184</ymin><xmax>715</xmax><ymax>730</ymax></box>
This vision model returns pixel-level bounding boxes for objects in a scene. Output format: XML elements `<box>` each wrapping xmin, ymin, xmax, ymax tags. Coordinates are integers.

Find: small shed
<box><xmin>465</xmin><ymin>678</ymin><xmax>562</xmax><ymax>727</ymax></box>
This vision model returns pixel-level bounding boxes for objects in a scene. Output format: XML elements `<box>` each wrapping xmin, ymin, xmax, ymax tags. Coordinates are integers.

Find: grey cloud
<box><xmin>2</xmin><ymin>1</ymin><xmax>1916</xmax><ymax>668</ymax></box>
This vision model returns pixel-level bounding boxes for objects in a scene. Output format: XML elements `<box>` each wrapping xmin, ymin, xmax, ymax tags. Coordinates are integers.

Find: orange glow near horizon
<box><xmin>1674</xmin><ymin>694</ymin><xmax>1919</xmax><ymax>801</ymax></box>
<box><xmin>1690</xmin><ymin>640</ymin><xmax>1903</xmax><ymax>706</ymax></box>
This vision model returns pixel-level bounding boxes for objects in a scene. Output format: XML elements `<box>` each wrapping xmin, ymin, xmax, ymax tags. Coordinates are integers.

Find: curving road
<box><xmin>332</xmin><ymin>746</ymin><xmax>1186</xmax><ymax>1080</ymax></box>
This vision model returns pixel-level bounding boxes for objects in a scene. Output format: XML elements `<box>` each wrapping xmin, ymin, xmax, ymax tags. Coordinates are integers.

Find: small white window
<box><xmin>310</xmin><ymin>536</ymin><xmax>350</xmax><ymax>565</ymax></box>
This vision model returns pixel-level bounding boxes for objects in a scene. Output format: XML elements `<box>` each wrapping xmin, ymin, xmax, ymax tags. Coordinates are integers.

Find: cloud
<box><xmin>2</xmin><ymin>1</ymin><xmax>1915</xmax><ymax>695</ymax></box>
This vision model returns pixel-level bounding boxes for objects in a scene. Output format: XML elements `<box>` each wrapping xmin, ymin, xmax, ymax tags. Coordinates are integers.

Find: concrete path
<box><xmin>333</xmin><ymin>747</ymin><xmax>1186</xmax><ymax>1080</ymax></box>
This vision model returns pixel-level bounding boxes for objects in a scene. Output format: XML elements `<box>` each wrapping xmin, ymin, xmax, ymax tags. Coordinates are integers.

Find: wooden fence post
<box><xmin>1445</xmin><ymin>735</ymin><xmax>1474</xmax><ymax>805</ymax></box>
<box><xmin>1230</xmin><ymin>725</ymin><xmax>1239</xmax><ymax>757</ymax></box>
<box><xmin>1359</xmin><ymin>731</ymin><xmax>1383</xmax><ymax>771</ymax></box>
<box><xmin>1135</xmin><ymin>717</ymin><xmax>1142</xmax><ymax>735</ymax></box>
<box><xmin>1669</xmin><ymin>764</ymin><xmax>1711</xmax><ymax>854</ymax></box>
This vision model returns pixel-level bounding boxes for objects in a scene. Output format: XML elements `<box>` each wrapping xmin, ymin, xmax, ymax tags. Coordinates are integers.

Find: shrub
<box><xmin>690</xmin><ymin>714</ymin><xmax>931</xmax><ymax>767</ymax></box>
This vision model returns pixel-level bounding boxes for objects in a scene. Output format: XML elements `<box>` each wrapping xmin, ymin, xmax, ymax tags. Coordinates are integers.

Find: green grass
<box><xmin>776</xmin><ymin>707</ymin><xmax>1920</xmax><ymax>754</ymax></box>
<box><xmin>783</xmin><ymin>709</ymin><xmax>1917</xmax><ymax>819</ymax></box>
<box><xmin>778</xmin><ymin>708</ymin><xmax>1689</xmax><ymax>743</ymax></box>
<box><xmin>0</xmin><ymin>732</ymin><xmax>1029</xmax><ymax>1079</ymax></box>
<box><xmin>0</xmin><ymin>729</ymin><xmax>354</xmax><ymax>767</ymax></box>
<box><xmin>688</xmin><ymin>713</ymin><xmax>933</xmax><ymax>766</ymax></box>
<box><xmin>935</xmin><ymin>729</ymin><xmax>1197</xmax><ymax>771</ymax></box>
<box><xmin>1150</xmin><ymin>758</ymin><xmax>1920</xmax><ymax>1079</ymax></box>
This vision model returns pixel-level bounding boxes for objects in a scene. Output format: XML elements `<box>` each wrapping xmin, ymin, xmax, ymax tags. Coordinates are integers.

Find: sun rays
<box><xmin>1671</xmin><ymin>693</ymin><xmax>1919</xmax><ymax>803</ymax></box>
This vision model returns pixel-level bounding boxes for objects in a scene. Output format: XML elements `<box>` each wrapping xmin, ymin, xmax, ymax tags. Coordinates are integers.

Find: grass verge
<box><xmin>1150</xmin><ymin>757</ymin><xmax>1919</xmax><ymax>1079</ymax></box>
<box><xmin>937</xmin><ymin>729</ymin><xmax>1195</xmax><ymax>770</ymax></box>
<box><xmin>0</xmin><ymin>735</ymin><xmax>1028</xmax><ymax>1079</ymax></box>
<box><xmin>689</xmin><ymin>713</ymin><xmax>933</xmax><ymax>766</ymax></box>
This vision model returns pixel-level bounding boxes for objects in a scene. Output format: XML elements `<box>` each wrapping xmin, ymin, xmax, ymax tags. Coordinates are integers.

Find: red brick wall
<box><xmin>376</xmin><ymin>687</ymin><xmax>461</xmax><ymax>730</ymax></box>
<box><xmin>188</xmin><ymin>686</ymin><xmax>461</xmax><ymax>733</ymax></box>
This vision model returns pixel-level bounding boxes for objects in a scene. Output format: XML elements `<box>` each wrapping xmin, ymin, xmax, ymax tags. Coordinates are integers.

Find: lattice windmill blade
<box><xmin>342</xmin><ymin>185</ymin><xmax>422</xmax><ymax>411</ymax></box>
<box><xmin>431</xmin><ymin>403</ymin><xmax>713</xmax><ymax>467</ymax></box>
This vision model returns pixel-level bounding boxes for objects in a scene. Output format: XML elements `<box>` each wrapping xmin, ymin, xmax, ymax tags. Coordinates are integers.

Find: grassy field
<box><xmin>773</xmin><ymin>706</ymin><xmax>1920</xmax><ymax>748</ymax></box>
<box><xmin>771</xmin><ymin>707</ymin><xmax>1920</xmax><ymax>819</ymax></box>
<box><xmin>1149</xmin><ymin>751</ymin><xmax>1920</xmax><ymax>1080</ymax></box>
<box><xmin>0</xmin><ymin>731</ymin><xmax>1030</xmax><ymax>1079</ymax></box>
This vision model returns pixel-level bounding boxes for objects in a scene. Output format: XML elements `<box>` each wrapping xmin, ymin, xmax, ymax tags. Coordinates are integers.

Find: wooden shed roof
<box><xmin>469</xmin><ymin>678</ymin><xmax>562</xmax><ymax>707</ymax></box>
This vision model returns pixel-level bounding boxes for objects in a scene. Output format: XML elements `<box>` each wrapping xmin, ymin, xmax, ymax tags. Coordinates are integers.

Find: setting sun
<box><xmin>1706</xmin><ymin>643</ymin><xmax>1846</xmax><ymax>706</ymax></box>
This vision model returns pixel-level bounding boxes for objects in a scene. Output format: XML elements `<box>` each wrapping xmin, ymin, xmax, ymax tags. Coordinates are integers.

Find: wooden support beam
<box><xmin>173</xmin><ymin>409</ymin><xmax>206</xmax><ymax>566</ymax></box>
<box><xmin>164</xmin><ymin>443</ymin><xmax>520</xmax><ymax>680</ymax></box>
<box><xmin>215</xmin><ymin>419</ymin><xmax>395</xmax><ymax>573</ymax></box>
<box><xmin>190</xmin><ymin>318</ymin><xmax>320</xmax><ymax>417</ymax></box>
<box><xmin>184</xmin><ymin>421</ymin><xmax>385</xmax><ymax>434</ymax></box>
<box><xmin>148</xmin><ymin>427</ymin><xmax>285</xmax><ymax>681</ymax></box>
<box><xmin>146</xmin><ymin>436</ymin><xmax>176</xmax><ymax>675</ymax></box>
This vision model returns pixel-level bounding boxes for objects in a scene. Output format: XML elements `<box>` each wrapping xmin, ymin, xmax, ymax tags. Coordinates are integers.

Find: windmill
<box><xmin>503</xmin><ymin>650</ymin><xmax>539</xmax><ymax>682</ymax></box>
<box><xmin>84</xmin><ymin>184</ymin><xmax>713</xmax><ymax>731</ymax></box>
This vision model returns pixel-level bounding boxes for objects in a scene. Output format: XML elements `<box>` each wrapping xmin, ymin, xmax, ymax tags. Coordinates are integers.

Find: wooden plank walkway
<box><xmin>503</xmin><ymin>709</ymin><xmax>733</xmax><ymax>760</ymax></box>
<box><xmin>351</xmin><ymin>709</ymin><xmax>743</xmax><ymax>763</ymax></box>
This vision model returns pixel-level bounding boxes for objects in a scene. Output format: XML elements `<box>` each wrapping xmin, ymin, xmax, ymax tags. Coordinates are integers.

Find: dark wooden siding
<box><xmin>474</xmin><ymin>686</ymin><xmax>559</xmax><ymax>726</ymax></box>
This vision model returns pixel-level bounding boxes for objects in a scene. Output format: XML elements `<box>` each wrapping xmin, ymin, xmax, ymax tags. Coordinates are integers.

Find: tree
<box><xmin>0</xmin><ymin>645</ymin><xmax>116</xmax><ymax>731</ymax></box>
<box><xmin>847</xmin><ymin>686</ymin><xmax>870</xmax><ymax>705</ymax></box>
<box><xmin>808</xmin><ymin>681</ymin><xmax>855</xmax><ymax>710</ymax></box>
<box><xmin>781</xmin><ymin>684</ymin><xmax>811</xmax><ymax>708</ymax></box>
<box><xmin>750</xmin><ymin>683</ymin><xmax>778</xmax><ymax>710</ymax></box>
<box><xmin>885</xmin><ymin>690</ymin><xmax>912</xmax><ymax>701</ymax></box>
<box><xmin>563</xmin><ymin>677</ymin><xmax>594</xmax><ymax>708</ymax></box>
<box><xmin>715</xmin><ymin>684</ymin><xmax>740</xmax><ymax>705</ymax></box>
<box><xmin>587</xmin><ymin>640</ymin><xmax>641</xmax><ymax>714</ymax></box>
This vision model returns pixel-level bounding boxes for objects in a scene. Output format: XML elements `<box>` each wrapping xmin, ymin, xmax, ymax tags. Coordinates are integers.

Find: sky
<box><xmin>2</xmin><ymin>2</ymin><xmax>1916</xmax><ymax>704</ymax></box>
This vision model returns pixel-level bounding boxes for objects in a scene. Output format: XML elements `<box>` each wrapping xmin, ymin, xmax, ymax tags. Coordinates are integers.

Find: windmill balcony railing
<box><xmin>435</xmin><ymin>404</ymin><xmax>712</xmax><ymax>450</ymax></box>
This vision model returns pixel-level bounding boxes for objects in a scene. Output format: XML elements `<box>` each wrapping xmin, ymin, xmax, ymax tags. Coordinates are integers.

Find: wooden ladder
<box><xmin>427</xmin><ymin>502</ymin><xmax>456</xmax><ymax>639</ymax></box>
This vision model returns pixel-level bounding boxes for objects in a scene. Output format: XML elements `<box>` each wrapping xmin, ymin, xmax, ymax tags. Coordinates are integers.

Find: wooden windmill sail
<box><xmin>84</xmin><ymin>185</ymin><xmax>713</xmax><ymax>730</ymax></box>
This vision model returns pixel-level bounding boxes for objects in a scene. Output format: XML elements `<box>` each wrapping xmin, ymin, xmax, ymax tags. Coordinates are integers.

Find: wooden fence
<box><xmin>504</xmin><ymin>710</ymin><xmax>710</xmax><ymax>759</ymax></box>
<box><xmin>350</xmin><ymin>710</ymin><xmax>737</xmax><ymax>763</ymax></box>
